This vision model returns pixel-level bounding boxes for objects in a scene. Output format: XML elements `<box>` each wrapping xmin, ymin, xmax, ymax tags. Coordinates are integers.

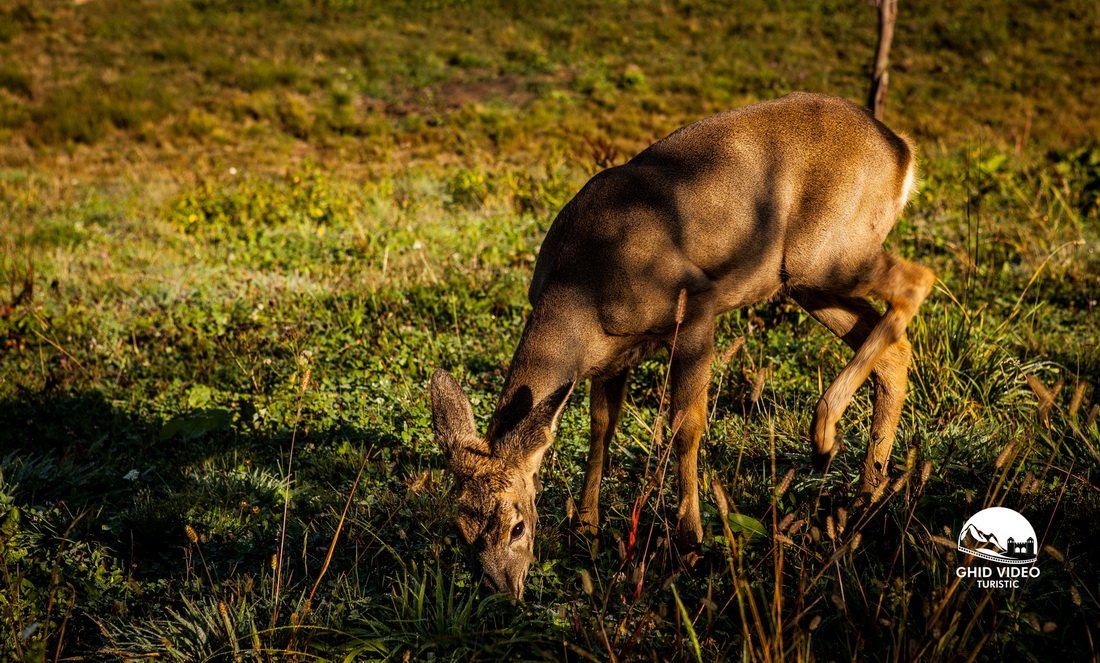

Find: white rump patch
<box><xmin>897</xmin><ymin>159</ymin><xmax>918</xmax><ymax>211</ymax></box>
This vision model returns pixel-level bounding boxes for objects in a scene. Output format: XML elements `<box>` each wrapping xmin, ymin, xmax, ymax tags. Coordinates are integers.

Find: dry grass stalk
<box><xmin>1068</xmin><ymin>380</ymin><xmax>1087</xmax><ymax>419</ymax></box>
<box><xmin>1026</xmin><ymin>374</ymin><xmax>1062</xmax><ymax>427</ymax></box>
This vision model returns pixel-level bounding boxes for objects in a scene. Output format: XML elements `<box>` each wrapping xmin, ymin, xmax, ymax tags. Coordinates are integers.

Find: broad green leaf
<box><xmin>727</xmin><ymin>513</ymin><xmax>767</xmax><ymax>539</ymax></box>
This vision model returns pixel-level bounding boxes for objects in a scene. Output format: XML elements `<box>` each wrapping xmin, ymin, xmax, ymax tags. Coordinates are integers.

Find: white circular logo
<box><xmin>957</xmin><ymin>506</ymin><xmax>1038</xmax><ymax>565</ymax></box>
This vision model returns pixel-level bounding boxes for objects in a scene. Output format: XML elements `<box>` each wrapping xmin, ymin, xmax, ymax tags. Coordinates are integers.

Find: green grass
<box><xmin>1</xmin><ymin>0</ymin><xmax>1099</xmax><ymax>660</ymax></box>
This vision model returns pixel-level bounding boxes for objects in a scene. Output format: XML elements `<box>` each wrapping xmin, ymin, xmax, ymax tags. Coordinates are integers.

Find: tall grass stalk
<box><xmin>272</xmin><ymin>358</ymin><xmax>311</xmax><ymax>630</ymax></box>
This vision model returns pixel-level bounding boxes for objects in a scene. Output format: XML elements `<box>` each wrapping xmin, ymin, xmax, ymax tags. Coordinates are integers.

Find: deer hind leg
<box><xmin>792</xmin><ymin>291</ymin><xmax>915</xmax><ymax>494</ymax></box>
<box><xmin>668</xmin><ymin>294</ymin><xmax>716</xmax><ymax>549</ymax></box>
<box><xmin>800</xmin><ymin>254</ymin><xmax>934</xmax><ymax>490</ymax></box>
<box><xmin>862</xmin><ymin>334</ymin><xmax>912</xmax><ymax>492</ymax></box>
<box><xmin>575</xmin><ymin>368</ymin><xmax>630</xmax><ymax>534</ymax></box>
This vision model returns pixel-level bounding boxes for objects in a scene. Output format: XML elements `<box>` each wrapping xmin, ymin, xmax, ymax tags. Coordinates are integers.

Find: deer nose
<box><xmin>488</xmin><ymin>568</ymin><xmax>525</xmax><ymax>601</ymax></box>
<box><xmin>505</xmin><ymin>572</ymin><xmax>524</xmax><ymax>601</ymax></box>
<box><xmin>509</xmin><ymin>564</ymin><xmax>531</xmax><ymax>601</ymax></box>
<box><xmin>483</xmin><ymin>568</ymin><xmax>515</xmax><ymax>599</ymax></box>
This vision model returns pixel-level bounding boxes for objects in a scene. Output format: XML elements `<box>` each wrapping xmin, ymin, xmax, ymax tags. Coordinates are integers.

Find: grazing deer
<box><xmin>430</xmin><ymin>92</ymin><xmax>935</xmax><ymax>599</ymax></box>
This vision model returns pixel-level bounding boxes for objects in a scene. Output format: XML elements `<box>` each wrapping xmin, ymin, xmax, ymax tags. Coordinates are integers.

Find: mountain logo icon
<box><xmin>956</xmin><ymin>507</ymin><xmax>1038</xmax><ymax>565</ymax></box>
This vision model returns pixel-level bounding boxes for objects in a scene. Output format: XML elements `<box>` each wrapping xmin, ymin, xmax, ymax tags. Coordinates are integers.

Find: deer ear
<box><xmin>430</xmin><ymin>369</ymin><xmax>484</xmax><ymax>477</ymax></box>
<box><xmin>536</xmin><ymin>380</ymin><xmax>575</xmax><ymax>436</ymax></box>
<box><xmin>500</xmin><ymin>380</ymin><xmax>575</xmax><ymax>469</ymax></box>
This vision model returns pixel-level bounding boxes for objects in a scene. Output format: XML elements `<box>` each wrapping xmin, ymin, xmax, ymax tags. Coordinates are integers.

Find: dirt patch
<box><xmin>371</xmin><ymin>70</ymin><xmax>567</xmax><ymax>118</ymax></box>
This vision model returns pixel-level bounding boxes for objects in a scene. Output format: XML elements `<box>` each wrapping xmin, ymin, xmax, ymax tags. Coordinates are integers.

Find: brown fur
<box><xmin>430</xmin><ymin>92</ymin><xmax>935</xmax><ymax>599</ymax></box>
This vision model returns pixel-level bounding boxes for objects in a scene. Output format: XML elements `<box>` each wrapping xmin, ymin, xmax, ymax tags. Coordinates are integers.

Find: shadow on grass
<box><xmin>0</xmin><ymin>388</ymin><xmax>408</xmax><ymax>581</ymax></box>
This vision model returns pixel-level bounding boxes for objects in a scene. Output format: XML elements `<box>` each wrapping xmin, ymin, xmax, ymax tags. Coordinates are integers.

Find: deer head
<box><xmin>429</xmin><ymin>369</ymin><xmax>572</xmax><ymax>599</ymax></box>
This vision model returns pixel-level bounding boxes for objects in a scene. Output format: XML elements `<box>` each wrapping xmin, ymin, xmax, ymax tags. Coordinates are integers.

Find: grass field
<box><xmin>1</xmin><ymin>0</ymin><xmax>1099</xmax><ymax>660</ymax></box>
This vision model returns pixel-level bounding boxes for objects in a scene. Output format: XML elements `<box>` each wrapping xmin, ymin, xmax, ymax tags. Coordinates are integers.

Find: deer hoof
<box><xmin>810</xmin><ymin>398</ymin><xmax>843</xmax><ymax>470</ymax></box>
<box><xmin>812</xmin><ymin>449</ymin><xmax>833</xmax><ymax>472</ymax></box>
<box><xmin>676</xmin><ymin>518</ymin><xmax>704</xmax><ymax>550</ymax></box>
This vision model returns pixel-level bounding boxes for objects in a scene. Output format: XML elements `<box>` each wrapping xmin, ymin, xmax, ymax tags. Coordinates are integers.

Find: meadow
<box><xmin>0</xmin><ymin>0</ymin><xmax>1098</xmax><ymax>660</ymax></box>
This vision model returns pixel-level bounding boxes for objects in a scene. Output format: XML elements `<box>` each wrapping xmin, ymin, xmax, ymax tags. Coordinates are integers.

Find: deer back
<box><xmin>529</xmin><ymin>92</ymin><xmax>916</xmax><ymax>340</ymax></box>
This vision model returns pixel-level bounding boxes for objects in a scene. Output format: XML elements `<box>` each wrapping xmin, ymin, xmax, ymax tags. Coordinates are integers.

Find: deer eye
<box><xmin>510</xmin><ymin>521</ymin><xmax>525</xmax><ymax>541</ymax></box>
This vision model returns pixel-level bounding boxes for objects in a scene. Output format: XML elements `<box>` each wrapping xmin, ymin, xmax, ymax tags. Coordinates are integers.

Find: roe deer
<box><xmin>430</xmin><ymin>92</ymin><xmax>935</xmax><ymax>599</ymax></box>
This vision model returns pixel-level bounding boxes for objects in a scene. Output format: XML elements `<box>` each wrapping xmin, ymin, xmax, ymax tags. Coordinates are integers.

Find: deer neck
<box><xmin>487</xmin><ymin>300</ymin><xmax>585</xmax><ymax>441</ymax></box>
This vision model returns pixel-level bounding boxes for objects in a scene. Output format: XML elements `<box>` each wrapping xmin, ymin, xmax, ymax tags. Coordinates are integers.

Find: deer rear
<box><xmin>430</xmin><ymin>91</ymin><xmax>935</xmax><ymax>599</ymax></box>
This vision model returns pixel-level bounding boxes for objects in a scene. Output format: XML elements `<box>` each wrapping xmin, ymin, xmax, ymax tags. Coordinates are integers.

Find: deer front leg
<box><xmin>669</xmin><ymin>299</ymin><xmax>715</xmax><ymax>550</ymax></box>
<box><xmin>576</xmin><ymin>369</ymin><xmax>630</xmax><ymax>534</ymax></box>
